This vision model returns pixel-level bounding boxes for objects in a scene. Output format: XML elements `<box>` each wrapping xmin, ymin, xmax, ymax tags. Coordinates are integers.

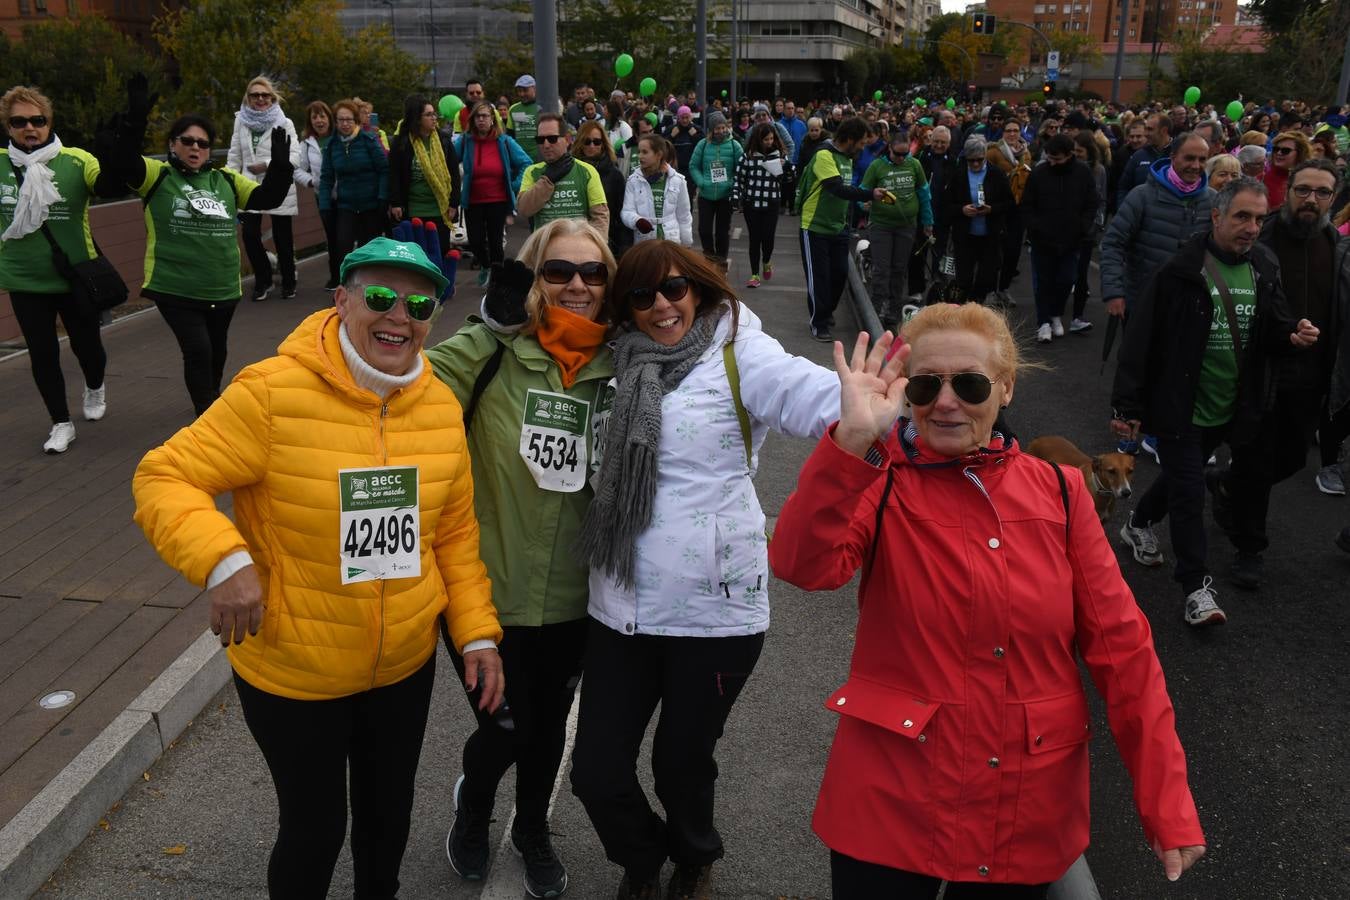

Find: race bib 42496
<box><xmin>338</xmin><ymin>466</ymin><xmax>421</xmax><ymax>584</ymax></box>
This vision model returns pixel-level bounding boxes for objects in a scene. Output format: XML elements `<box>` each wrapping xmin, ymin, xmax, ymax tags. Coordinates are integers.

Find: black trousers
<box><xmin>780</xmin><ymin>163</ymin><xmax>796</xmax><ymax>212</ymax></box>
<box><xmin>1134</xmin><ymin>421</ymin><xmax>1229</xmax><ymax>594</ymax></box>
<box><xmin>240</xmin><ymin>213</ymin><xmax>296</xmax><ymax>291</ymax></box>
<box><xmin>318</xmin><ymin>206</ymin><xmax>340</xmax><ymax>284</ymax></box>
<box><xmin>1030</xmin><ymin>245</ymin><xmax>1079</xmax><ymax>327</ymax></box>
<box><xmin>9</xmin><ymin>290</ymin><xmax>106</xmax><ymax>423</ymax></box>
<box><xmin>334</xmin><ymin>208</ymin><xmax>387</xmax><ymax>263</ymax></box>
<box><xmin>697</xmin><ymin>196</ymin><xmax>732</xmax><ymax>259</ymax></box>
<box><xmin>465</xmin><ymin>201</ymin><xmax>511</xmax><ymax>270</ymax></box>
<box><xmin>743</xmin><ymin>204</ymin><xmax>779</xmax><ymax>275</ymax></box>
<box><xmin>441</xmin><ymin>616</ymin><xmax>587</xmax><ymax>832</ymax></box>
<box><xmin>831</xmin><ymin>851</ymin><xmax>1050</xmax><ymax>899</ymax></box>
<box><xmin>801</xmin><ymin>229</ymin><xmax>850</xmax><ymax>331</ymax></box>
<box><xmin>953</xmin><ymin>232</ymin><xmax>1001</xmax><ymax>302</ymax></box>
<box><xmin>996</xmin><ymin>208</ymin><xmax>1025</xmax><ymax>292</ymax></box>
<box><xmin>1071</xmin><ymin>241</ymin><xmax>1096</xmax><ymax>317</ymax></box>
<box><xmin>1318</xmin><ymin>399</ymin><xmax>1350</xmax><ymax>468</ymax></box>
<box><xmin>234</xmin><ymin>654</ymin><xmax>435</xmax><ymax>900</ymax></box>
<box><xmin>1223</xmin><ymin>390</ymin><xmax>1321</xmax><ymax>556</ymax></box>
<box><xmin>909</xmin><ymin>221</ymin><xmax>950</xmax><ymax>300</ymax></box>
<box><xmin>154</xmin><ymin>298</ymin><xmax>238</xmax><ymax>416</ymax></box>
<box><xmin>570</xmin><ymin>618</ymin><xmax>765</xmax><ymax>881</ymax></box>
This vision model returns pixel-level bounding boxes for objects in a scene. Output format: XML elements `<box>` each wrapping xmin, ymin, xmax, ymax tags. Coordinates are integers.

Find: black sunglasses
<box><xmin>1272</xmin><ymin>146</ymin><xmax>1296</xmax><ymax>155</ymax></box>
<box><xmin>537</xmin><ymin>134</ymin><xmax>565</xmax><ymax>144</ymax></box>
<box><xmin>904</xmin><ymin>372</ymin><xmax>999</xmax><ymax>407</ymax></box>
<box><xmin>626</xmin><ymin>276</ymin><xmax>690</xmax><ymax>310</ymax></box>
<box><xmin>8</xmin><ymin>115</ymin><xmax>48</xmax><ymax>129</ymax></box>
<box><xmin>362</xmin><ymin>284</ymin><xmax>439</xmax><ymax>322</ymax></box>
<box><xmin>176</xmin><ymin>136</ymin><xmax>211</xmax><ymax>149</ymax></box>
<box><xmin>248</xmin><ymin>92</ymin><xmax>274</xmax><ymax>101</ymax></box>
<box><xmin>582</xmin><ymin>138</ymin><xmax>605</xmax><ymax>146</ymax></box>
<box><xmin>540</xmin><ymin>259</ymin><xmax>608</xmax><ymax>286</ymax></box>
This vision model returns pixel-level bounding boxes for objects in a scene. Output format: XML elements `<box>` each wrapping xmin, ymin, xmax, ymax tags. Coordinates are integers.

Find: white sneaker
<box><xmin>1036</xmin><ymin>323</ymin><xmax>1052</xmax><ymax>343</ymax></box>
<box><xmin>1119</xmin><ymin>512</ymin><xmax>1164</xmax><ymax>567</ymax></box>
<box><xmin>43</xmin><ymin>421</ymin><xmax>76</xmax><ymax>454</ymax></box>
<box><xmin>1315</xmin><ymin>464</ymin><xmax>1346</xmax><ymax>496</ymax></box>
<box><xmin>82</xmin><ymin>384</ymin><xmax>106</xmax><ymax>421</ymax></box>
<box><xmin>1069</xmin><ymin>318</ymin><xmax>1093</xmax><ymax>333</ymax></box>
<box><xmin>1183</xmin><ymin>577</ymin><xmax>1227</xmax><ymax>627</ymax></box>
<box><xmin>1050</xmin><ymin>316</ymin><xmax>1065</xmax><ymax>338</ymax></box>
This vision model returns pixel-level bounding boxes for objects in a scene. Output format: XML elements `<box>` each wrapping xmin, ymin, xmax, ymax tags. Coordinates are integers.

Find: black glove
<box><xmin>483</xmin><ymin>259</ymin><xmax>535</xmax><ymax>327</ymax></box>
<box><xmin>270</xmin><ymin>126</ymin><xmax>292</xmax><ymax>165</ymax></box>
<box><xmin>126</xmin><ymin>72</ymin><xmax>157</xmax><ymax>125</ymax></box>
<box><xmin>542</xmin><ymin>154</ymin><xmax>574</xmax><ymax>186</ymax></box>
<box><xmin>93</xmin><ymin>115</ymin><xmax>121</xmax><ymax>164</ymax></box>
<box><xmin>635</xmin><ymin>217</ymin><xmax>653</xmax><ymax>234</ymax></box>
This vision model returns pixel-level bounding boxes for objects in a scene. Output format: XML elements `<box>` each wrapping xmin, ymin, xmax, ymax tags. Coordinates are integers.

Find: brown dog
<box><xmin>1024</xmin><ymin>435</ymin><xmax>1136</xmax><ymax>523</ymax></box>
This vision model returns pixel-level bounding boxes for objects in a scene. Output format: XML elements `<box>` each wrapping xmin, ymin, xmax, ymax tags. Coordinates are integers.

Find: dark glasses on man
<box><xmin>363</xmin><ymin>285</ymin><xmax>439</xmax><ymax>322</ymax></box>
<box><xmin>176</xmin><ymin>136</ymin><xmax>211</xmax><ymax>149</ymax></box>
<box><xmin>626</xmin><ymin>276</ymin><xmax>690</xmax><ymax>310</ymax></box>
<box><xmin>537</xmin><ymin>134</ymin><xmax>564</xmax><ymax>144</ymax></box>
<box><xmin>540</xmin><ymin>259</ymin><xmax>608</xmax><ymax>286</ymax></box>
<box><xmin>904</xmin><ymin>372</ymin><xmax>999</xmax><ymax>406</ymax></box>
<box><xmin>8</xmin><ymin>116</ymin><xmax>48</xmax><ymax>129</ymax></box>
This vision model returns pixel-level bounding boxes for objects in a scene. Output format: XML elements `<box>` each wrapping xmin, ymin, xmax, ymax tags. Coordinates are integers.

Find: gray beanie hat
<box><xmin>707</xmin><ymin>110</ymin><xmax>727</xmax><ymax>129</ymax></box>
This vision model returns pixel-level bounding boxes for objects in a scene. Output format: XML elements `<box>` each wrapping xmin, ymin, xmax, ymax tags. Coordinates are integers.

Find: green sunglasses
<box><xmin>362</xmin><ymin>284</ymin><xmax>440</xmax><ymax>322</ymax></box>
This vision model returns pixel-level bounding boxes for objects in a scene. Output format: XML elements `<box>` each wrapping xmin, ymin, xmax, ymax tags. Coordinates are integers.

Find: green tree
<box><xmin>154</xmin><ymin>0</ymin><xmax>427</xmax><ymax>138</ymax></box>
<box><xmin>1246</xmin><ymin>0</ymin><xmax>1325</xmax><ymax>34</ymax></box>
<box><xmin>5</xmin><ymin>15</ymin><xmax>165</xmax><ymax>150</ymax></box>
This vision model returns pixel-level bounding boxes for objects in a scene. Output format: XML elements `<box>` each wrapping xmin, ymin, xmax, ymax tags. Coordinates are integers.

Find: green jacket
<box><xmin>688</xmin><ymin>136</ymin><xmax>743</xmax><ymax>201</ymax></box>
<box><xmin>0</xmin><ymin>147</ymin><xmax>100</xmax><ymax>294</ymax></box>
<box><xmin>426</xmin><ymin>320</ymin><xmax>614</xmax><ymax>626</ymax></box>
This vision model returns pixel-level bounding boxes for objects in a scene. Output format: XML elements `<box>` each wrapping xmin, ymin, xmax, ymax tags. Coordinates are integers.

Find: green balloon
<box><xmin>946</xmin><ymin>97</ymin><xmax>956</xmax><ymax>109</ymax></box>
<box><xmin>721</xmin><ymin>89</ymin><xmax>728</xmax><ymax>98</ymax></box>
<box><xmin>644</xmin><ymin>112</ymin><xmax>659</xmax><ymax>127</ymax></box>
<box><xmin>615</xmin><ymin>53</ymin><xmax>634</xmax><ymax>78</ymax></box>
<box><xmin>438</xmin><ymin>94</ymin><xmax>464</xmax><ymax>119</ymax></box>
<box><xmin>873</xmin><ymin>90</ymin><xmax>883</xmax><ymax>101</ymax></box>
<box><xmin>1225</xmin><ymin>100</ymin><xmax>1244</xmax><ymax>121</ymax></box>
<box><xmin>640</xmin><ymin>77</ymin><xmax>657</xmax><ymax>97</ymax></box>
<box><xmin>915</xmin><ymin>97</ymin><xmax>925</xmax><ymax>107</ymax></box>
<box><xmin>1184</xmin><ymin>85</ymin><xmax>1201</xmax><ymax>106</ymax></box>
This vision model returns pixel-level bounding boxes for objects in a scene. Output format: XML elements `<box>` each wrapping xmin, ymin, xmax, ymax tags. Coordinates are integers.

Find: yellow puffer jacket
<box><xmin>133</xmin><ymin>309</ymin><xmax>500</xmax><ymax>701</ymax></box>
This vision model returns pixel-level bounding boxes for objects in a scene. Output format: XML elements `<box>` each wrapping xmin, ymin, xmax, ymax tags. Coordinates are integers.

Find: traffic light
<box><xmin>972</xmin><ymin>12</ymin><xmax>997</xmax><ymax>34</ymax></box>
<box><xmin>1042</xmin><ymin>81</ymin><xmax>1055</xmax><ymax>97</ymax></box>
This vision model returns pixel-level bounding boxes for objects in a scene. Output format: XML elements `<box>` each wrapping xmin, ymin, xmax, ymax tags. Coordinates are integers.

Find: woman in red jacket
<box><xmin>769</xmin><ymin>303</ymin><xmax>1206</xmax><ymax>898</ymax></box>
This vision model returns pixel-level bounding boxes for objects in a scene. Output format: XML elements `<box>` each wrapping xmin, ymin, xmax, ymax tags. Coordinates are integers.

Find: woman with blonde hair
<box><xmin>425</xmin><ymin>218</ymin><xmax>616</xmax><ymax>895</ymax></box>
<box><xmin>576</xmin><ymin>118</ymin><xmax>633</xmax><ymax>257</ymax></box>
<box><xmin>1264</xmin><ymin>130</ymin><xmax>1312</xmax><ymax>207</ymax></box>
<box><xmin>1205</xmin><ymin>153</ymin><xmax>1240</xmax><ymax>193</ymax></box>
<box><xmin>227</xmin><ymin>75</ymin><xmax>301</xmax><ymax>301</ymax></box>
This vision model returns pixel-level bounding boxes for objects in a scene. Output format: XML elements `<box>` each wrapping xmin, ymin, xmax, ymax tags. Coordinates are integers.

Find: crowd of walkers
<box><xmin>6</xmin><ymin>67</ymin><xmax>1350</xmax><ymax>900</ymax></box>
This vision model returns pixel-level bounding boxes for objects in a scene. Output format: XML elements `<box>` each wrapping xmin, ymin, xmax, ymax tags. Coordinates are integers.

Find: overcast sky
<box><xmin>940</xmin><ymin>0</ymin><xmax>971</xmax><ymax>12</ymax></box>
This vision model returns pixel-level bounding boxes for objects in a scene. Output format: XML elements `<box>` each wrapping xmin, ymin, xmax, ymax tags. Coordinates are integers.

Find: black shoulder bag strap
<box><xmin>13</xmin><ymin>164</ymin><xmax>88</xmax><ymax>268</ymax></box>
<box><xmin>1202</xmin><ymin>253</ymin><xmax>1245</xmax><ymax>364</ymax></box>
<box><xmin>868</xmin><ymin>465</ymin><xmax>896</xmax><ymax>566</ymax></box>
<box><xmin>1049</xmin><ymin>461</ymin><xmax>1071</xmax><ymax>544</ymax></box>
<box><xmin>462</xmin><ymin>342</ymin><xmax>507</xmax><ymax>430</ymax></box>
<box><xmin>141</xmin><ymin>166</ymin><xmax>172</xmax><ymax>207</ymax></box>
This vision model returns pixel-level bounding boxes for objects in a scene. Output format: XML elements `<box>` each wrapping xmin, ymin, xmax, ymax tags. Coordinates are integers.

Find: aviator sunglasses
<box><xmin>362</xmin><ymin>284</ymin><xmax>439</xmax><ymax>322</ymax></box>
<box><xmin>904</xmin><ymin>372</ymin><xmax>1000</xmax><ymax>407</ymax></box>
<box><xmin>8</xmin><ymin>115</ymin><xmax>48</xmax><ymax>129</ymax></box>
<box><xmin>625</xmin><ymin>276</ymin><xmax>690</xmax><ymax>310</ymax></box>
<box><xmin>540</xmin><ymin>259</ymin><xmax>608</xmax><ymax>286</ymax></box>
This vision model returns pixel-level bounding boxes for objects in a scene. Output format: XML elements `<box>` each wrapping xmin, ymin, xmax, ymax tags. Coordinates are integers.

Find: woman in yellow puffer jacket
<box><xmin>132</xmin><ymin>237</ymin><xmax>503</xmax><ymax>899</ymax></box>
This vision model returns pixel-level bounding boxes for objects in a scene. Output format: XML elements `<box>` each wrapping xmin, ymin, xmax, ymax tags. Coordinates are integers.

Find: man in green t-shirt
<box><xmin>517</xmin><ymin>113</ymin><xmax>609</xmax><ymax>234</ymax></box>
<box><xmin>860</xmin><ymin>129</ymin><xmax>933</xmax><ymax>329</ymax></box>
<box><xmin>1110</xmin><ymin>177</ymin><xmax>1319</xmax><ymax>630</ymax></box>
<box><xmin>508</xmin><ymin>74</ymin><xmax>542</xmax><ymax>162</ymax></box>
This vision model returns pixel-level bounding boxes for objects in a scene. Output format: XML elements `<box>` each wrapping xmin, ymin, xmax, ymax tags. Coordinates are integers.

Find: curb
<box><xmin>0</xmin><ymin>630</ymin><xmax>227</xmax><ymax>900</ymax></box>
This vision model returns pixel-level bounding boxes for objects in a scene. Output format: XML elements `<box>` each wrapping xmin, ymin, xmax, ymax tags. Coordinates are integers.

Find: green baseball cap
<box><xmin>339</xmin><ymin>237</ymin><xmax>449</xmax><ymax>296</ymax></box>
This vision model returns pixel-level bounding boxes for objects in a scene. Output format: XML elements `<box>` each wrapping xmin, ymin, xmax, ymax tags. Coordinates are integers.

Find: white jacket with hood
<box><xmin>620</xmin><ymin>165</ymin><xmax>693</xmax><ymax>246</ymax></box>
<box><xmin>227</xmin><ymin>112</ymin><xmax>302</xmax><ymax>217</ymax></box>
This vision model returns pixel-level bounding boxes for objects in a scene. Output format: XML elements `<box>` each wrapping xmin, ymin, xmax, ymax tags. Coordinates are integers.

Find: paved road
<box><xmin>38</xmin><ymin>218</ymin><xmax>1350</xmax><ymax>900</ymax></box>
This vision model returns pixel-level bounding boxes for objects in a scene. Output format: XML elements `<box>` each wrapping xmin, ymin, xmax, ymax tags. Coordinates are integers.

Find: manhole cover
<box><xmin>39</xmin><ymin>690</ymin><xmax>76</xmax><ymax>710</ymax></box>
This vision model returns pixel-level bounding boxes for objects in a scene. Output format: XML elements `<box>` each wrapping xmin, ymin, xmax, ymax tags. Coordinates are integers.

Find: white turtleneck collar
<box><xmin>338</xmin><ymin>323</ymin><xmax>423</xmax><ymax>399</ymax></box>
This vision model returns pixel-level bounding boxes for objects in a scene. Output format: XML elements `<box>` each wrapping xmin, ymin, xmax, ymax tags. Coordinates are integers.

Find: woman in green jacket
<box><xmin>425</xmin><ymin>218</ymin><xmax>614</xmax><ymax>897</ymax></box>
<box><xmin>0</xmin><ymin>85</ymin><xmax>125</xmax><ymax>453</ymax></box>
<box><xmin>319</xmin><ymin>98</ymin><xmax>389</xmax><ymax>262</ymax></box>
<box><xmin>687</xmin><ymin>110</ymin><xmax>742</xmax><ymax>268</ymax></box>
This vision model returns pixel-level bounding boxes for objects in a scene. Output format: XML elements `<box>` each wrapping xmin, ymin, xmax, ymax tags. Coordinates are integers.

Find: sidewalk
<box><xmin>0</xmin><ymin>252</ymin><xmax>488</xmax><ymax>900</ymax></box>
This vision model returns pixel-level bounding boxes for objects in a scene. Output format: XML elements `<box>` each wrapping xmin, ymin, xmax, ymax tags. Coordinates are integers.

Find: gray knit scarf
<box><xmin>576</xmin><ymin>312</ymin><xmax>721</xmax><ymax>588</ymax></box>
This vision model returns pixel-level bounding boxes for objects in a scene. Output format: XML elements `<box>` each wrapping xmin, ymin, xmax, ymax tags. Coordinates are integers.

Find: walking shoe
<box><xmin>1036</xmin><ymin>323</ymin><xmax>1052</xmax><ymax>343</ymax></box>
<box><xmin>1116</xmin><ymin>438</ymin><xmax>1140</xmax><ymax>455</ymax></box>
<box><xmin>615</xmin><ymin>870</ymin><xmax>662</xmax><ymax>900</ymax></box>
<box><xmin>1315</xmin><ymin>464</ymin><xmax>1346</xmax><ymax>496</ymax></box>
<box><xmin>1205</xmin><ymin>469</ymin><xmax>1234</xmax><ymax>533</ymax></box>
<box><xmin>324</xmin><ymin>277</ymin><xmax>340</xmax><ymax>291</ymax></box>
<box><xmin>900</xmin><ymin>303</ymin><xmax>920</xmax><ymax>324</ymax></box>
<box><xmin>1336</xmin><ymin>526</ymin><xmax>1350</xmax><ymax>553</ymax></box>
<box><xmin>993</xmin><ymin>289</ymin><xmax>1014</xmax><ymax>307</ymax></box>
<box><xmin>763</xmin><ymin>261</ymin><xmax>773</xmax><ymax>280</ymax></box>
<box><xmin>43</xmin><ymin>422</ymin><xmax>76</xmax><ymax>454</ymax></box>
<box><xmin>1050</xmin><ymin>316</ymin><xmax>1065</xmax><ymax>338</ymax></box>
<box><xmin>1229</xmin><ymin>552</ymin><xmax>1264</xmax><ymax>590</ymax></box>
<box><xmin>666</xmin><ymin>863</ymin><xmax>714</xmax><ymax>899</ymax></box>
<box><xmin>445</xmin><ymin>774</ymin><xmax>491</xmax><ymax>880</ymax></box>
<box><xmin>1120</xmin><ymin>511</ymin><xmax>1164</xmax><ymax>567</ymax></box>
<box><xmin>746</xmin><ymin>274</ymin><xmax>761</xmax><ymax>289</ymax></box>
<box><xmin>1183</xmin><ymin>577</ymin><xmax>1227</xmax><ymax>626</ymax></box>
<box><xmin>1140</xmin><ymin>434</ymin><xmax>1160</xmax><ymax>464</ymax></box>
<box><xmin>1069</xmin><ymin>317</ymin><xmax>1093</xmax><ymax>333</ymax></box>
<box><xmin>281</xmin><ymin>284</ymin><xmax>297</xmax><ymax>299</ymax></box>
<box><xmin>82</xmin><ymin>384</ymin><xmax>106</xmax><ymax>421</ymax></box>
<box><xmin>477</xmin><ymin>268</ymin><xmax>490</xmax><ymax>287</ymax></box>
<box><xmin>811</xmin><ymin>326</ymin><xmax>834</xmax><ymax>343</ymax></box>
<box><xmin>251</xmin><ymin>284</ymin><xmax>271</xmax><ymax>302</ymax></box>
<box><xmin>511</xmin><ymin>823</ymin><xmax>568</xmax><ymax>898</ymax></box>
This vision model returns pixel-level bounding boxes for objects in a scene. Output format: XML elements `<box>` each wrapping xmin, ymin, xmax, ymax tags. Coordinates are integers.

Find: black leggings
<box><xmin>830</xmin><ymin>851</ymin><xmax>1050</xmax><ymax>899</ymax></box>
<box><xmin>240</xmin><ymin>213</ymin><xmax>296</xmax><ymax>291</ymax></box>
<box><xmin>465</xmin><ymin>201</ymin><xmax>511</xmax><ymax>270</ymax></box>
<box><xmin>318</xmin><ymin>206</ymin><xmax>340</xmax><ymax>284</ymax></box>
<box><xmin>1319</xmin><ymin>400</ymin><xmax>1350</xmax><ymax>468</ymax></box>
<box><xmin>334</xmin><ymin>208</ymin><xmax>387</xmax><ymax>263</ymax></box>
<box><xmin>697</xmin><ymin>196</ymin><xmax>732</xmax><ymax>260</ymax></box>
<box><xmin>154</xmin><ymin>297</ymin><xmax>238</xmax><ymax>415</ymax></box>
<box><xmin>743</xmin><ymin>205</ymin><xmax>779</xmax><ymax>275</ymax></box>
<box><xmin>440</xmin><ymin>617</ymin><xmax>587</xmax><ymax>832</ymax></box>
<box><xmin>9</xmin><ymin>290</ymin><xmax>106</xmax><ymax>424</ymax></box>
<box><xmin>234</xmin><ymin>654</ymin><xmax>435</xmax><ymax>900</ymax></box>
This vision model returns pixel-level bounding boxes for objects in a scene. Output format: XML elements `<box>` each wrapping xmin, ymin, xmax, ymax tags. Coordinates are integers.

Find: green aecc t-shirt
<box><xmin>1193</xmin><ymin>255</ymin><xmax>1256</xmax><ymax>427</ymax></box>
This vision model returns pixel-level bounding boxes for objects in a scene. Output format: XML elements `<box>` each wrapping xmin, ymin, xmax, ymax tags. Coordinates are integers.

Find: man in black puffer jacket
<box><xmin>1020</xmin><ymin>133</ymin><xmax>1099</xmax><ymax>342</ymax></box>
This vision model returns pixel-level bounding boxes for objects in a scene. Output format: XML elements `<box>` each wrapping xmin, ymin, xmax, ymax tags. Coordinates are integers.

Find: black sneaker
<box><xmin>615</xmin><ymin>870</ymin><xmax>661</xmax><ymax>900</ymax></box>
<box><xmin>281</xmin><ymin>284</ymin><xmax>297</xmax><ymax>299</ymax></box>
<box><xmin>811</xmin><ymin>326</ymin><xmax>834</xmax><ymax>343</ymax></box>
<box><xmin>1229</xmin><ymin>553</ymin><xmax>1264</xmax><ymax>590</ymax></box>
<box><xmin>1336</xmin><ymin>526</ymin><xmax>1350</xmax><ymax>553</ymax></box>
<box><xmin>511</xmin><ymin>822</ymin><xmax>568</xmax><ymax>897</ymax></box>
<box><xmin>445</xmin><ymin>774</ymin><xmax>491</xmax><ymax>880</ymax></box>
<box><xmin>667</xmin><ymin>862</ymin><xmax>714</xmax><ymax>899</ymax></box>
<box><xmin>324</xmin><ymin>277</ymin><xmax>340</xmax><ymax>292</ymax></box>
<box><xmin>1205</xmin><ymin>469</ymin><xmax>1234</xmax><ymax>533</ymax></box>
<box><xmin>252</xmin><ymin>285</ymin><xmax>271</xmax><ymax>302</ymax></box>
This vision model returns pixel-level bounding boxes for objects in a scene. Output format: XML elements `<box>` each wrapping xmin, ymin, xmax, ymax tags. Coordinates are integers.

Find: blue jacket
<box><xmin>319</xmin><ymin>131</ymin><xmax>388</xmax><ymax>213</ymax></box>
<box><xmin>783</xmin><ymin>117</ymin><xmax>808</xmax><ymax>165</ymax></box>
<box><xmin>853</xmin><ymin>138</ymin><xmax>887</xmax><ymax>186</ymax></box>
<box><xmin>453</xmin><ymin>133</ymin><xmax>533</xmax><ymax>214</ymax></box>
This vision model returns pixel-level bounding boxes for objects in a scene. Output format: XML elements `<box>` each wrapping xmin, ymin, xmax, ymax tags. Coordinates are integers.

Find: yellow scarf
<box><xmin>536</xmin><ymin>305</ymin><xmax>608</xmax><ymax>388</ymax></box>
<box><xmin>412</xmin><ymin>133</ymin><xmax>454</xmax><ymax>220</ymax></box>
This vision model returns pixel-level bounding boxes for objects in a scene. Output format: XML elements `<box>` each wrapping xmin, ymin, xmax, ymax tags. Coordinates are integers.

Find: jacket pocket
<box><xmin>825</xmin><ymin>677</ymin><xmax>940</xmax><ymax>738</ymax></box>
<box><xmin>1023</xmin><ymin>692</ymin><xmax>1092</xmax><ymax>754</ymax></box>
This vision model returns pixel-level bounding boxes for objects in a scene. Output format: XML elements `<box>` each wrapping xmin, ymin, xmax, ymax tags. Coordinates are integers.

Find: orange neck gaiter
<box><xmin>535</xmin><ymin>305</ymin><xmax>608</xmax><ymax>387</ymax></box>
